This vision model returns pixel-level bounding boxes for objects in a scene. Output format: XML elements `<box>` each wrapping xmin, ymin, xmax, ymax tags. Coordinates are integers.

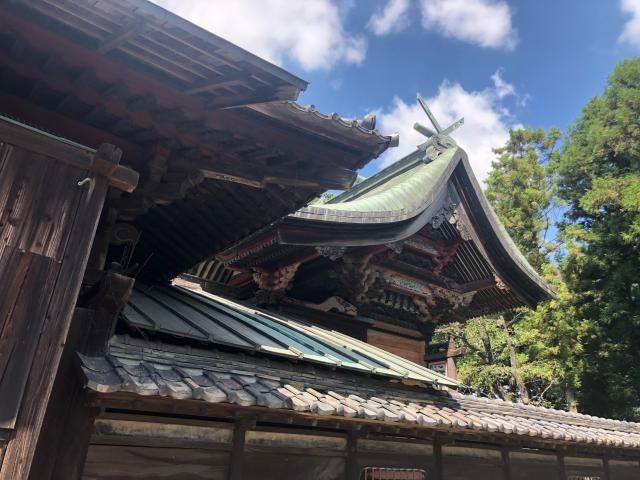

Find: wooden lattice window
<box><xmin>360</xmin><ymin>467</ymin><xmax>426</xmax><ymax>479</ymax></box>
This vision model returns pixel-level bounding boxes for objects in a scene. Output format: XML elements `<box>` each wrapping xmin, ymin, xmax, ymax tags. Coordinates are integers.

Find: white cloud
<box><xmin>152</xmin><ymin>0</ymin><xmax>367</xmax><ymax>71</ymax></box>
<box><xmin>368</xmin><ymin>0</ymin><xmax>412</xmax><ymax>35</ymax></box>
<box><xmin>375</xmin><ymin>71</ymin><xmax>521</xmax><ymax>185</ymax></box>
<box><xmin>491</xmin><ymin>69</ymin><xmax>515</xmax><ymax>98</ymax></box>
<box><xmin>619</xmin><ymin>0</ymin><xmax>640</xmax><ymax>48</ymax></box>
<box><xmin>420</xmin><ymin>0</ymin><xmax>517</xmax><ymax>50</ymax></box>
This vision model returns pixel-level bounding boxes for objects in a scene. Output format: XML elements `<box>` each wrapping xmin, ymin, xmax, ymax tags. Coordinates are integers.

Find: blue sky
<box><xmin>155</xmin><ymin>0</ymin><xmax>640</xmax><ymax>183</ymax></box>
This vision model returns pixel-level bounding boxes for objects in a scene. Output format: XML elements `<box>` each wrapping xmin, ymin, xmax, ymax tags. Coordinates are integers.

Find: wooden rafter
<box><xmin>97</xmin><ymin>18</ymin><xmax>146</xmax><ymax>54</ymax></box>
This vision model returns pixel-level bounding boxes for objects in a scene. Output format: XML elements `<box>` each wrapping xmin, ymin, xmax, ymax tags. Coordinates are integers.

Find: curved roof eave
<box><xmin>276</xmin><ymin>146</ymin><xmax>555</xmax><ymax>304</ymax></box>
<box><xmin>290</xmin><ymin>147</ymin><xmax>459</xmax><ymax>224</ymax></box>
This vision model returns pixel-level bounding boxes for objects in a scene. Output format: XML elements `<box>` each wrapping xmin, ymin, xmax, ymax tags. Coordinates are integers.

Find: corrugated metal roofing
<box><xmin>123</xmin><ymin>285</ymin><xmax>459</xmax><ymax>387</ymax></box>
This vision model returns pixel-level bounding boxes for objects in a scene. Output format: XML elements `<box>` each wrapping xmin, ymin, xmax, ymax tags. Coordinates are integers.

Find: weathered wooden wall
<box><xmin>79</xmin><ymin>412</ymin><xmax>640</xmax><ymax>479</ymax></box>
<box><xmin>366</xmin><ymin>329</ymin><xmax>426</xmax><ymax>365</ymax></box>
<box><xmin>0</xmin><ymin>117</ymin><xmax>135</xmax><ymax>479</ymax></box>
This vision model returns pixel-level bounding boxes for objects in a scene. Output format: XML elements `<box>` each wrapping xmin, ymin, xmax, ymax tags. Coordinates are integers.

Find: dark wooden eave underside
<box><xmin>0</xmin><ymin>2</ymin><xmax>397</xmax><ymax>281</ymax></box>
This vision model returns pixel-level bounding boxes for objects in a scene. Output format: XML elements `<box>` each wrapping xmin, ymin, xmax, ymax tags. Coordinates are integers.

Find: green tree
<box><xmin>486</xmin><ymin>127</ymin><xmax>560</xmax><ymax>270</ymax></box>
<box><xmin>437</xmin><ymin>128</ymin><xmax>583</xmax><ymax>410</ymax></box>
<box><xmin>554</xmin><ymin>59</ymin><xmax>640</xmax><ymax>420</ymax></box>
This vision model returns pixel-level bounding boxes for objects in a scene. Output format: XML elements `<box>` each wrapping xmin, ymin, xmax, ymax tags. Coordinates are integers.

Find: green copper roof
<box><xmin>292</xmin><ymin>147</ymin><xmax>457</xmax><ymax>223</ymax></box>
<box><xmin>280</xmin><ymin>142</ymin><xmax>554</xmax><ymax>304</ymax></box>
<box><xmin>123</xmin><ymin>285</ymin><xmax>460</xmax><ymax>388</ymax></box>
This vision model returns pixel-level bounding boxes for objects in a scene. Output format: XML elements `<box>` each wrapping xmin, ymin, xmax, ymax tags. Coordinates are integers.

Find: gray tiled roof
<box><xmin>79</xmin><ymin>344</ymin><xmax>640</xmax><ymax>449</ymax></box>
<box><xmin>250</xmin><ymin>102</ymin><xmax>399</xmax><ymax>159</ymax></box>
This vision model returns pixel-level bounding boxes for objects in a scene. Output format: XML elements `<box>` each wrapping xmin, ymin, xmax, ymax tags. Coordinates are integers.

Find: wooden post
<box><xmin>501</xmin><ymin>448</ymin><xmax>511</xmax><ymax>480</ymax></box>
<box><xmin>346</xmin><ymin>431</ymin><xmax>358</xmax><ymax>480</ymax></box>
<box><xmin>432</xmin><ymin>434</ymin><xmax>443</xmax><ymax>480</ymax></box>
<box><xmin>27</xmin><ymin>309</ymin><xmax>98</xmax><ymax>480</ymax></box>
<box><xmin>29</xmin><ymin>270</ymin><xmax>134</xmax><ymax>480</ymax></box>
<box><xmin>229</xmin><ymin>417</ymin><xmax>253</xmax><ymax>480</ymax></box>
<box><xmin>0</xmin><ymin>118</ymin><xmax>137</xmax><ymax>480</ymax></box>
<box><xmin>557</xmin><ymin>453</ymin><xmax>566</xmax><ymax>480</ymax></box>
<box><xmin>603</xmin><ymin>457</ymin><xmax>611</xmax><ymax>480</ymax></box>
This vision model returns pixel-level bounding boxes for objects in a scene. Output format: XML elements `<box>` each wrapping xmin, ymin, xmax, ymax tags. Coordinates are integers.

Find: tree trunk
<box><xmin>474</xmin><ymin>318</ymin><xmax>493</xmax><ymax>364</ymax></box>
<box><xmin>498</xmin><ymin>315</ymin><xmax>531</xmax><ymax>404</ymax></box>
<box><xmin>565</xmin><ymin>387</ymin><xmax>578</xmax><ymax>413</ymax></box>
<box><xmin>473</xmin><ymin>319</ymin><xmax>504</xmax><ymax>399</ymax></box>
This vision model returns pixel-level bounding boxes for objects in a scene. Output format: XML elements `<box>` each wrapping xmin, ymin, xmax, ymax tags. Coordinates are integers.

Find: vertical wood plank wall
<box><xmin>0</xmin><ymin>124</ymin><xmax>117</xmax><ymax>479</ymax></box>
<box><xmin>82</xmin><ymin>414</ymin><xmax>640</xmax><ymax>480</ymax></box>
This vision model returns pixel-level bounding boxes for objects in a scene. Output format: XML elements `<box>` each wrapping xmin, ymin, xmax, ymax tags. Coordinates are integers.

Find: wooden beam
<box><xmin>82</xmin><ymin>271</ymin><xmax>135</xmax><ymax>356</ymax></box>
<box><xmin>0</xmin><ymin>48</ymin><xmax>355</xmax><ymax>189</ymax></box>
<box><xmin>98</xmin><ymin>19</ymin><xmax>146</xmax><ymax>54</ymax></box>
<box><xmin>0</xmin><ymin>117</ymin><xmax>138</xmax><ymax>192</ymax></box>
<box><xmin>185</xmin><ymin>72</ymin><xmax>250</xmax><ymax>95</ymax></box>
<box><xmin>0</xmin><ymin>10</ymin><xmax>372</xmax><ymax>165</ymax></box>
<box><xmin>28</xmin><ymin>309</ymin><xmax>98</xmax><ymax>480</ymax></box>
<box><xmin>603</xmin><ymin>457</ymin><xmax>611</xmax><ymax>480</ymax></box>
<box><xmin>346</xmin><ymin>431</ymin><xmax>358</xmax><ymax>480</ymax></box>
<box><xmin>557</xmin><ymin>453</ymin><xmax>566</xmax><ymax>480</ymax></box>
<box><xmin>207</xmin><ymin>86</ymin><xmax>277</xmax><ymax>110</ymax></box>
<box><xmin>178</xmin><ymin>157</ymin><xmax>356</xmax><ymax>190</ymax></box>
<box><xmin>502</xmin><ymin>448</ymin><xmax>512</xmax><ymax>480</ymax></box>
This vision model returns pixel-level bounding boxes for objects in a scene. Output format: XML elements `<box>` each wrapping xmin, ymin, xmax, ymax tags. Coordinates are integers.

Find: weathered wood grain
<box><xmin>82</xmin><ymin>445</ymin><xmax>229</xmax><ymax>480</ymax></box>
<box><xmin>366</xmin><ymin>329</ymin><xmax>426</xmax><ymax>365</ymax></box>
<box><xmin>28</xmin><ymin>309</ymin><xmax>96</xmax><ymax>480</ymax></box>
<box><xmin>0</xmin><ymin>131</ymin><xmax>120</xmax><ymax>478</ymax></box>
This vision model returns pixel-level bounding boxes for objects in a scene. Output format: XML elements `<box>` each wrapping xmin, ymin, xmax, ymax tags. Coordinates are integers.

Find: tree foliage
<box><xmin>437</xmin><ymin>127</ymin><xmax>581</xmax><ymax>409</ymax></box>
<box><xmin>486</xmin><ymin>128</ymin><xmax>560</xmax><ymax>270</ymax></box>
<box><xmin>553</xmin><ymin>59</ymin><xmax>640</xmax><ymax>420</ymax></box>
<box><xmin>436</xmin><ymin>59</ymin><xmax>640</xmax><ymax>420</ymax></box>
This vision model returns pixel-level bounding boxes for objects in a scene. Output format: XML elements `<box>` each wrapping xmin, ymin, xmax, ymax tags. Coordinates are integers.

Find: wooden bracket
<box><xmin>80</xmin><ymin>271</ymin><xmax>135</xmax><ymax>356</ymax></box>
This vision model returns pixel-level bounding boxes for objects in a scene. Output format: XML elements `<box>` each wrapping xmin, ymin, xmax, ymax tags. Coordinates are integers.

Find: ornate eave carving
<box><xmin>218</xmin><ymin>233</ymin><xmax>279</xmax><ymax>265</ymax></box>
<box><xmin>403</xmin><ymin>236</ymin><xmax>459</xmax><ymax>274</ymax></box>
<box><xmin>284</xmin><ymin>296</ymin><xmax>357</xmax><ymax>316</ymax></box>
<box><xmin>494</xmin><ymin>274</ymin><xmax>508</xmax><ymax>291</ymax></box>
<box><xmin>340</xmin><ymin>250</ymin><xmax>383</xmax><ymax>303</ymax></box>
<box><xmin>384</xmin><ymin>241</ymin><xmax>404</xmax><ymax>254</ymax></box>
<box><xmin>316</xmin><ymin>245</ymin><xmax>346</xmax><ymax>261</ymax></box>
<box><xmin>430</xmin><ymin>203</ymin><xmax>473</xmax><ymax>242</ymax></box>
<box><xmin>388</xmin><ymin>272</ymin><xmax>474</xmax><ymax>319</ymax></box>
<box><xmin>450</xmin><ymin>207</ymin><xmax>473</xmax><ymax>241</ymax></box>
<box><xmin>252</xmin><ymin>262</ymin><xmax>301</xmax><ymax>292</ymax></box>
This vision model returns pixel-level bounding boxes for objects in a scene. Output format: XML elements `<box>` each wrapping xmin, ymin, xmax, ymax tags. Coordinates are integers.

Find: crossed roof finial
<box><xmin>413</xmin><ymin>92</ymin><xmax>464</xmax><ymax>140</ymax></box>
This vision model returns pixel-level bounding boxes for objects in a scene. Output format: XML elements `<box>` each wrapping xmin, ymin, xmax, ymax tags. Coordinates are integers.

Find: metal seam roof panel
<box><xmin>121</xmin><ymin>285</ymin><xmax>459</xmax><ymax>387</ymax></box>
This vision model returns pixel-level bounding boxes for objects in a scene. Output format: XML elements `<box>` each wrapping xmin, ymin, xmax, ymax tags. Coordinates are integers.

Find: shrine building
<box><xmin>0</xmin><ymin>1</ymin><xmax>638</xmax><ymax>479</ymax></box>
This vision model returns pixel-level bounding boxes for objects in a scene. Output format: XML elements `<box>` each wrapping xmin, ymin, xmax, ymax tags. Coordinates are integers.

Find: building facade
<box><xmin>0</xmin><ymin>1</ymin><xmax>638</xmax><ymax>479</ymax></box>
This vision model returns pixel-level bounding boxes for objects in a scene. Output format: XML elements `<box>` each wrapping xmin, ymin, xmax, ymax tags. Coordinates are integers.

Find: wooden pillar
<box><xmin>603</xmin><ymin>457</ymin><xmax>611</xmax><ymax>480</ymax></box>
<box><xmin>432</xmin><ymin>434</ymin><xmax>443</xmax><ymax>480</ymax></box>
<box><xmin>557</xmin><ymin>453</ymin><xmax>566</xmax><ymax>480</ymax></box>
<box><xmin>0</xmin><ymin>117</ymin><xmax>137</xmax><ymax>480</ymax></box>
<box><xmin>229</xmin><ymin>418</ymin><xmax>253</xmax><ymax>480</ymax></box>
<box><xmin>27</xmin><ymin>309</ymin><xmax>98</xmax><ymax>480</ymax></box>
<box><xmin>29</xmin><ymin>270</ymin><xmax>134</xmax><ymax>480</ymax></box>
<box><xmin>501</xmin><ymin>448</ymin><xmax>511</xmax><ymax>480</ymax></box>
<box><xmin>346</xmin><ymin>431</ymin><xmax>358</xmax><ymax>480</ymax></box>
